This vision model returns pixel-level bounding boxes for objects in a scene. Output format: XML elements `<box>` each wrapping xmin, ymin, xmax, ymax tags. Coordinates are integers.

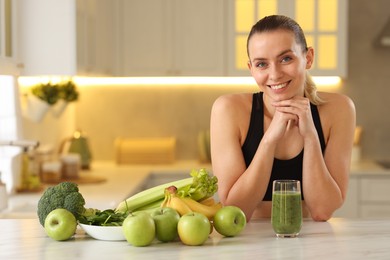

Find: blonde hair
<box><xmin>304</xmin><ymin>71</ymin><xmax>325</xmax><ymax>105</ymax></box>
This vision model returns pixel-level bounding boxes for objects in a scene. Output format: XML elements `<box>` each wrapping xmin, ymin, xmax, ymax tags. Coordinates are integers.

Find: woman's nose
<box><xmin>268</xmin><ymin>64</ymin><xmax>283</xmax><ymax>81</ymax></box>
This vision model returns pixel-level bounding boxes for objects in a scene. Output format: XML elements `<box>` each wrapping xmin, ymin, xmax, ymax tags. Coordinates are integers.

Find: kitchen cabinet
<box><xmin>227</xmin><ymin>0</ymin><xmax>348</xmax><ymax>77</ymax></box>
<box><xmin>118</xmin><ymin>0</ymin><xmax>224</xmax><ymax>76</ymax></box>
<box><xmin>359</xmin><ymin>177</ymin><xmax>390</xmax><ymax>218</ymax></box>
<box><xmin>76</xmin><ymin>0</ymin><xmax>117</xmax><ymax>76</ymax></box>
<box><xmin>334</xmin><ymin>170</ymin><xmax>390</xmax><ymax>218</ymax></box>
<box><xmin>333</xmin><ymin>177</ymin><xmax>359</xmax><ymax>218</ymax></box>
<box><xmin>18</xmin><ymin>0</ymin><xmax>77</xmax><ymax>76</ymax></box>
<box><xmin>0</xmin><ymin>0</ymin><xmax>19</xmax><ymax>75</ymax></box>
<box><xmin>16</xmin><ymin>0</ymin><xmax>116</xmax><ymax>76</ymax></box>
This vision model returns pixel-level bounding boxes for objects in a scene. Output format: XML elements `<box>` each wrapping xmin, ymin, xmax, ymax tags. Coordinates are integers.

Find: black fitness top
<box><xmin>241</xmin><ymin>92</ymin><xmax>326</xmax><ymax>201</ymax></box>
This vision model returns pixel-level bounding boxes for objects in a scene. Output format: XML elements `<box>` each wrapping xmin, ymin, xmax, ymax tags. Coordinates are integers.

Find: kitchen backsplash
<box><xmin>22</xmin><ymin>83</ymin><xmax>258</xmax><ymax>162</ymax></box>
<box><xmin>73</xmin><ymin>84</ymin><xmax>259</xmax><ymax>161</ymax></box>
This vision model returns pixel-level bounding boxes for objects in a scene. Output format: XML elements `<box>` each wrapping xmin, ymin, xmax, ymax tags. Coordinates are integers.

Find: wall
<box><xmin>74</xmin><ymin>84</ymin><xmax>257</xmax><ymax>161</ymax></box>
<box><xmin>342</xmin><ymin>0</ymin><xmax>390</xmax><ymax>161</ymax></box>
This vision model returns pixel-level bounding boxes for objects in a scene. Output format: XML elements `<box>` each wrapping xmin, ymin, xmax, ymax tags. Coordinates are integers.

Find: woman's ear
<box><xmin>305</xmin><ymin>47</ymin><xmax>314</xmax><ymax>69</ymax></box>
<box><xmin>247</xmin><ymin>60</ymin><xmax>252</xmax><ymax>70</ymax></box>
<box><xmin>247</xmin><ymin>60</ymin><xmax>256</xmax><ymax>77</ymax></box>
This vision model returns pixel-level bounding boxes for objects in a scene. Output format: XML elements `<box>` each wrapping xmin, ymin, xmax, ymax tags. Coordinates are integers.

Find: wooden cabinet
<box><xmin>118</xmin><ymin>0</ymin><xmax>224</xmax><ymax>76</ymax></box>
<box><xmin>334</xmin><ymin>175</ymin><xmax>390</xmax><ymax>218</ymax></box>
<box><xmin>227</xmin><ymin>0</ymin><xmax>348</xmax><ymax>77</ymax></box>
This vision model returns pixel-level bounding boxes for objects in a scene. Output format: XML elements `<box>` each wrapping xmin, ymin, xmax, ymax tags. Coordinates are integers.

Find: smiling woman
<box><xmin>210</xmin><ymin>15</ymin><xmax>356</xmax><ymax>222</ymax></box>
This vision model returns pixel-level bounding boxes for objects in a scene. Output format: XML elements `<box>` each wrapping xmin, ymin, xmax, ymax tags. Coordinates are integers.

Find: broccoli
<box><xmin>37</xmin><ymin>182</ymin><xmax>87</xmax><ymax>226</ymax></box>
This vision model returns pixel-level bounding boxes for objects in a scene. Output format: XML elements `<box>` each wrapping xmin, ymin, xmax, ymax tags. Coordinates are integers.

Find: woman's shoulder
<box><xmin>316</xmin><ymin>92</ymin><xmax>356</xmax><ymax>126</ymax></box>
<box><xmin>212</xmin><ymin>92</ymin><xmax>254</xmax><ymax>111</ymax></box>
<box><xmin>317</xmin><ymin>92</ymin><xmax>355</xmax><ymax>112</ymax></box>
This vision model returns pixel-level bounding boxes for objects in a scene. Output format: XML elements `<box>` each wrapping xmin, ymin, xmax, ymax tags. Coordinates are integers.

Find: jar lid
<box><xmin>61</xmin><ymin>153</ymin><xmax>81</xmax><ymax>163</ymax></box>
<box><xmin>42</xmin><ymin>161</ymin><xmax>62</xmax><ymax>171</ymax></box>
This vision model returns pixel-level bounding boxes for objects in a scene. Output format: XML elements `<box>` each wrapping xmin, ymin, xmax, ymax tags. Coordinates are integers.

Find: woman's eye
<box><xmin>256</xmin><ymin>62</ymin><xmax>267</xmax><ymax>68</ymax></box>
<box><xmin>281</xmin><ymin>56</ymin><xmax>292</xmax><ymax>63</ymax></box>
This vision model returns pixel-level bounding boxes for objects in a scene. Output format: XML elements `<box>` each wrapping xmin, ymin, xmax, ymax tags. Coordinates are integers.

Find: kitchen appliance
<box><xmin>115</xmin><ymin>137</ymin><xmax>176</xmax><ymax>164</ymax></box>
<box><xmin>60</xmin><ymin>130</ymin><xmax>92</xmax><ymax>169</ymax></box>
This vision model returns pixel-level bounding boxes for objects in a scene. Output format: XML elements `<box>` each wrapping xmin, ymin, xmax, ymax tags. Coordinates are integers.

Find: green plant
<box><xmin>30</xmin><ymin>80</ymin><xmax>79</xmax><ymax>105</ymax></box>
<box><xmin>31</xmin><ymin>83</ymin><xmax>60</xmax><ymax>105</ymax></box>
<box><xmin>58</xmin><ymin>80</ymin><xmax>79</xmax><ymax>102</ymax></box>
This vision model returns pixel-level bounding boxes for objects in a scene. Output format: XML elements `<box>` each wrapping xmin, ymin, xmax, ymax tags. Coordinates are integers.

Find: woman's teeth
<box><xmin>270</xmin><ymin>82</ymin><xmax>288</xmax><ymax>90</ymax></box>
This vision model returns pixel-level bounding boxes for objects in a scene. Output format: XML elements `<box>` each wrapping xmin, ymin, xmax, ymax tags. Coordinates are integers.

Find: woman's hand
<box><xmin>265</xmin><ymin>108</ymin><xmax>296</xmax><ymax>142</ymax></box>
<box><xmin>271</xmin><ymin>96</ymin><xmax>317</xmax><ymax>138</ymax></box>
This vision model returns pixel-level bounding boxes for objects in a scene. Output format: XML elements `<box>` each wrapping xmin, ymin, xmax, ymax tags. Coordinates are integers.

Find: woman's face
<box><xmin>247</xmin><ymin>29</ymin><xmax>313</xmax><ymax>102</ymax></box>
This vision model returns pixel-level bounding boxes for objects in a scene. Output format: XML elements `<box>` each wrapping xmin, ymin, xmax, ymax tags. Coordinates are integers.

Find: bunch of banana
<box><xmin>162</xmin><ymin>186</ymin><xmax>222</xmax><ymax>220</ymax></box>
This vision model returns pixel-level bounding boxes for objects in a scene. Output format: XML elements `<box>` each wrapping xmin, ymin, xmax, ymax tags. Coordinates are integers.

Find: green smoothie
<box><xmin>271</xmin><ymin>191</ymin><xmax>302</xmax><ymax>236</ymax></box>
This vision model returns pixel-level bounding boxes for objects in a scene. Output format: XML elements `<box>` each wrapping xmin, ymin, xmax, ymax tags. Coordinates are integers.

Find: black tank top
<box><xmin>241</xmin><ymin>92</ymin><xmax>326</xmax><ymax>201</ymax></box>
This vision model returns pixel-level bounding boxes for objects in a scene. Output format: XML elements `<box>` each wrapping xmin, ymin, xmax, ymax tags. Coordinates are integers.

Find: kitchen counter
<box><xmin>0</xmin><ymin>160</ymin><xmax>211</xmax><ymax>218</ymax></box>
<box><xmin>1</xmin><ymin>218</ymin><xmax>390</xmax><ymax>259</ymax></box>
<box><xmin>1</xmin><ymin>159</ymin><xmax>389</xmax><ymax>219</ymax></box>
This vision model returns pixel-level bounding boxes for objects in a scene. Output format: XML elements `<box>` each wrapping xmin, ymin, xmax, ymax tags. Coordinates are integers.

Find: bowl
<box><xmin>79</xmin><ymin>223</ymin><xmax>126</xmax><ymax>241</ymax></box>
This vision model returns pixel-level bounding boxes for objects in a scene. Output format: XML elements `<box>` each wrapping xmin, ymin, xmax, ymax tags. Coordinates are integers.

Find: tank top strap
<box><xmin>310</xmin><ymin>103</ymin><xmax>326</xmax><ymax>153</ymax></box>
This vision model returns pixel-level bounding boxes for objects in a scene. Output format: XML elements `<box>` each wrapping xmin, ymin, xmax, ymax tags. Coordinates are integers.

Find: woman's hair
<box><xmin>247</xmin><ymin>15</ymin><xmax>324</xmax><ymax>105</ymax></box>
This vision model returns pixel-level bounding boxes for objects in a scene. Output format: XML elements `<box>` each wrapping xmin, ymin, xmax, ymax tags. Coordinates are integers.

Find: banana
<box><xmin>181</xmin><ymin>197</ymin><xmax>222</xmax><ymax>220</ymax></box>
<box><xmin>168</xmin><ymin>196</ymin><xmax>192</xmax><ymax>216</ymax></box>
<box><xmin>199</xmin><ymin>197</ymin><xmax>216</xmax><ymax>206</ymax></box>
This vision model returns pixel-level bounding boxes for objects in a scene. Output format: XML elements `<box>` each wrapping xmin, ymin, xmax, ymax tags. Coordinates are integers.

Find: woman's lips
<box><xmin>268</xmin><ymin>81</ymin><xmax>290</xmax><ymax>90</ymax></box>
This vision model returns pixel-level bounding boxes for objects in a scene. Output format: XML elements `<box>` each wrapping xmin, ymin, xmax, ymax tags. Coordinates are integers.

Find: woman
<box><xmin>210</xmin><ymin>15</ymin><xmax>356</xmax><ymax>222</ymax></box>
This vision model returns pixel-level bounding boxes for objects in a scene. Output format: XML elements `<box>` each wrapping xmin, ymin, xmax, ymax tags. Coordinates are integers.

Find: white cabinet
<box><xmin>333</xmin><ymin>177</ymin><xmax>359</xmax><ymax>218</ymax></box>
<box><xmin>334</xmin><ymin>175</ymin><xmax>390</xmax><ymax>218</ymax></box>
<box><xmin>227</xmin><ymin>0</ymin><xmax>348</xmax><ymax>77</ymax></box>
<box><xmin>118</xmin><ymin>0</ymin><xmax>224</xmax><ymax>76</ymax></box>
<box><xmin>359</xmin><ymin>177</ymin><xmax>390</xmax><ymax>218</ymax></box>
<box><xmin>18</xmin><ymin>0</ymin><xmax>77</xmax><ymax>76</ymax></box>
<box><xmin>0</xmin><ymin>0</ymin><xmax>19</xmax><ymax>75</ymax></box>
<box><xmin>76</xmin><ymin>0</ymin><xmax>117</xmax><ymax>76</ymax></box>
<box><xmin>17</xmin><ymin>0</ymin><xmax>116</xmax><ymax>76</ymax></box>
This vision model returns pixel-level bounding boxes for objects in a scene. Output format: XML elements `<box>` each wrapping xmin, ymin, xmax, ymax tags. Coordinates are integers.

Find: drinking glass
<box><xmin>271</xmin><ymin>180</ymin><xmax>302</xmax><ymax>237</ymax></box>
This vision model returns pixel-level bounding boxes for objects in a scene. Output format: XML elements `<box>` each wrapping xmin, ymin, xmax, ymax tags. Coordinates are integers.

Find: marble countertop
<box><xmin>1</xmin><ymin>218</ymin><xmax>389</xmax><ymax>259</ymax></box>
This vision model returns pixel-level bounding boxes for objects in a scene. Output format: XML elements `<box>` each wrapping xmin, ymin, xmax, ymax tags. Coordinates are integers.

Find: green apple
<box><xmin>122</xmin><ymin>211</ymin><xmax>155</xmax><ymax>246</ymax></box>
<box><xmin>213</xmin><ymin>206</ymin><xmax>247</xmax><ymax>237</ymax></box>
<box><xmin>178</xmin><ymin>212</ymin><xmax>210</xmax><ymax>246</ymax></box>
<box><xmin>151</xmin><ymin>207</ymin><xmax>180</xmax><ymax>242</ymax></box>
<box><xmin>44</xmin><ymin>208</ymin><xmax>77</xmax><ymax>241</ymax></box>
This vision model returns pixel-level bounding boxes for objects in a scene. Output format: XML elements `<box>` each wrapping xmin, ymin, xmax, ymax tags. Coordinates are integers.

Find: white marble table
<box><xmin>1</xmin><ymin>218</ymin><xmax>389</xmax><ymax>259</ymax></box>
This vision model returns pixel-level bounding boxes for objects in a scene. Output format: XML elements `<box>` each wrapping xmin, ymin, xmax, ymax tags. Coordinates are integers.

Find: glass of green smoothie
<box><xmin>271</xmin><ymin>180</ymin><xmax>302</xmax><ymax>238</ymax></box>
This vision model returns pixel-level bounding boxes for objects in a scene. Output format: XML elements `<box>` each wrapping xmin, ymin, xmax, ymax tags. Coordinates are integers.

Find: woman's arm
<box><xmin>273</xmin><ymin>93</ymin><xmax>356</xmax><ymax>221</ymax></box>
<box><xmin>210</xmin><ymin>94</ymin><xmax>293</xmax><ymax>221</ymax></box>
<box><xmin>210</xmin><ymin>94</ymin><xmax>296</xmax><ymax>221</ymax></box>
<box><xmin>302</xmin><ymin>94</ymin><xmax>356</xmax><ymax>221</ymax></box>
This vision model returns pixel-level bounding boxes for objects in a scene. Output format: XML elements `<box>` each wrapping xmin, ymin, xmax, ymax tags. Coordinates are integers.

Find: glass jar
<box><xmin>61</xmin><ymin>154</ymin><xmax>81</xmax><ymax>179</ymax></box>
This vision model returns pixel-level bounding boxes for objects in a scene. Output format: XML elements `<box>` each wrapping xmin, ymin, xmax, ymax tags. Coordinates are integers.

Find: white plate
<box><xmin>79</xmin><ymin>223</ymin><xmax>126</xmax><ymax>241</ymax></box>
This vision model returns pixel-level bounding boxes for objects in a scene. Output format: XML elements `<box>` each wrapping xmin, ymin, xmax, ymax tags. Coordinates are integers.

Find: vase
<box><xmin>23</xmin><ymin>95</ymin><xmax>50</xmax><ymax>123</ymax></box>
<box><xmin>51</xmin><ymin>99</ymin><xmax>68</xmax><ymax>117</ymax></box>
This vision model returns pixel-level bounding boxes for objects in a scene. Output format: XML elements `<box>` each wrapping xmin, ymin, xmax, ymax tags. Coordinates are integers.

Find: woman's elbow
<box><xmin>311</xmin><ymin>212</ymin><xmax>332</xmax><ymax>222</ymax></box>
<box><xmin>309</xmin><ymin>207</ymin><xmax>334</xmax><ymax>221</ymax></box>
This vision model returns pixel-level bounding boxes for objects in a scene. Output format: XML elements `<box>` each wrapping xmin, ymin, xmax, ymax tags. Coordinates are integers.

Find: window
<box><xmin>230</xmin><ymin>0</ymin><xmax>347</xmax><ymax>77</ymax></box>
